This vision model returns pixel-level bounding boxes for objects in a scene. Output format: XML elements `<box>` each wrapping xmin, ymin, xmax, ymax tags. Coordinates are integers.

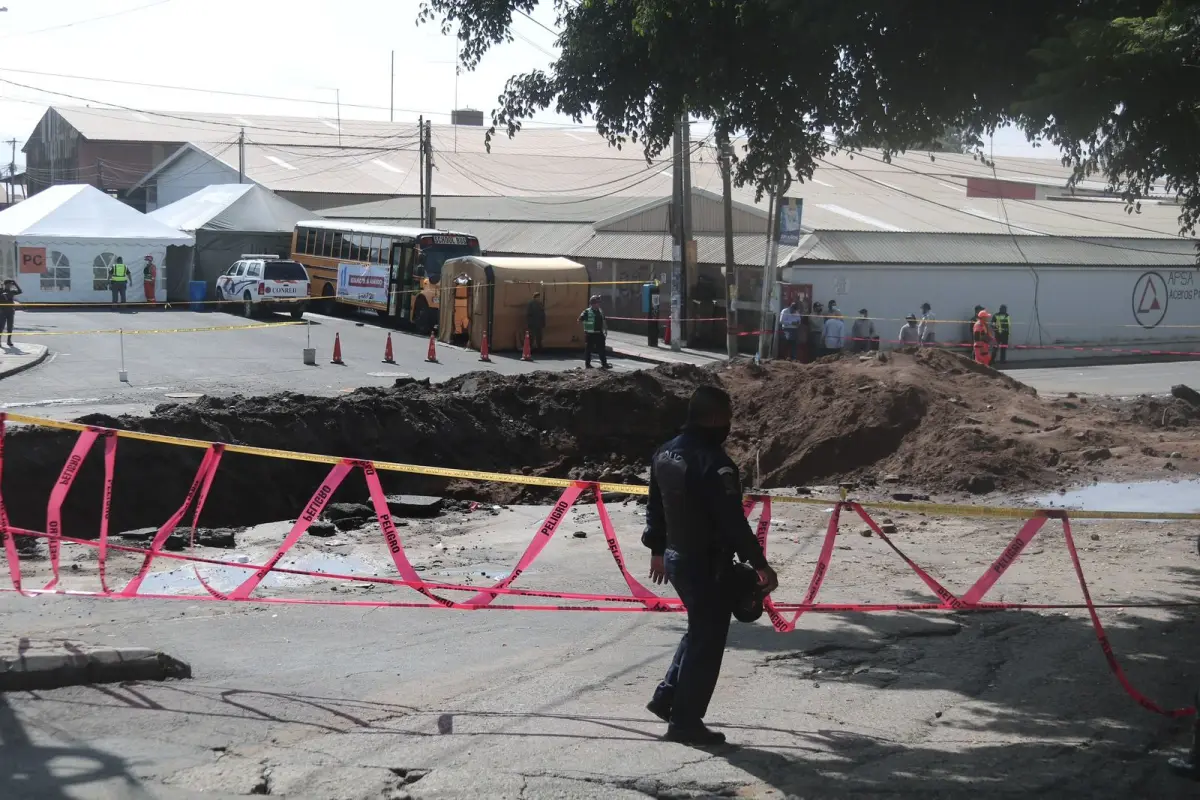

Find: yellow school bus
<box><xmin>290</xmin><ymin>220</ymin><xmax>481</xmax><ymax>333</ymax></box>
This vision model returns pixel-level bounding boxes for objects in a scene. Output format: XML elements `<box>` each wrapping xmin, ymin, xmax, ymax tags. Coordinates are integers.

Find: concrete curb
<box><xmin>1</xmin><ymin>641</ymin><xmax>191</xmax><ymax>692</ymax></box>
<box><xmin>0</xmin><ymin>344</ymin><xmax>49</xmax><ymax>381</ymax></box>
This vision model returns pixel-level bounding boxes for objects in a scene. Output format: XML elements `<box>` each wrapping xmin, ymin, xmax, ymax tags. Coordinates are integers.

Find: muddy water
<box><xmin>1027</xmin><ymin>479</ymin><xmax>1200</xmax><ymax>520</ymax></box>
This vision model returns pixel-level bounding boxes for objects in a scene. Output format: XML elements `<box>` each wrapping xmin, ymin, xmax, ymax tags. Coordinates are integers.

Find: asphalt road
<box><xmin>0</xmin><ymin>308</ymin><xmax>642</xmax><ymax>419</ymax></box>
<box><xmin>1007</xmin><ymin>360</ymin><xmax>1200</xmax><ymax>397</ymax></box>
<box><xmin>1</xmin><ymin>501</ymin><xmax>1195</xmax><ymax>799</ymax></box>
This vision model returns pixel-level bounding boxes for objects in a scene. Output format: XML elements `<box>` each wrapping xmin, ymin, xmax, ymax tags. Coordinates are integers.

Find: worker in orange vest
<box><xmin>972</xmin><ymin>309</ymin><xmax>994</xmax><ymax>366</ymax></box>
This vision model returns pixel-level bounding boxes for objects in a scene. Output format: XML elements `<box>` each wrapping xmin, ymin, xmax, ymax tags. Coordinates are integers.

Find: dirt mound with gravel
<box><xmin>3</xmin><ymin>350</ymin><xmax>1197</xmax><ymax>536</ymax></box>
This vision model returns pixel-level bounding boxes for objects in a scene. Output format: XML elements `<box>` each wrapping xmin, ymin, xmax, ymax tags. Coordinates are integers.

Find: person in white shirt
<box><xmin>918</xmin><ymin>302</ymin><xmax>936</xmax><ymax>345</ymax></box>
<box><xmin>899</xmin><ymin>314</ymin><xmax>921</xmax><ymax>346</ymax></box>
<box><xmin>778</xmin><ymin>302</ymin><xmax>802</xmax><ymax>360</ymax></box>
<box><xmin>822</xmin><ymin>312</ymin><xmax>846</xmax><ymax>353</ymax></box>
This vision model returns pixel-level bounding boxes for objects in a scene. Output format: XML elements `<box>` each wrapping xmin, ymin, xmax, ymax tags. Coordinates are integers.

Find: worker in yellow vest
<box><xmin>993</xmin><ymin>304</ymin><xmax>1011</xmax><ymax>363</ymax></box>
<box><xmin>108</xmin><ymin>257</ymin><xmax>129</xmax><ymax>310</ymax></box>
<box><xmin>142</xmin><ymin>255</ymin><xmax>158</xmax><ymax>307</ymax></box>
<box><xmin>579</xmin><ymin>294</ymin><xmax>610</xmax><ymax>369</ymax></box>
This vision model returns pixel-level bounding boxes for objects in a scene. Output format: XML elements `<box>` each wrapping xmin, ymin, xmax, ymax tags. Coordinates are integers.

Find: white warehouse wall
<box><xmin>149</xmin><ymin>151</ymin><xmax>243</xmax><ymax>211</ymax></box>
<box><xmin>781</xmin><ymin>263</ymin><xmax>1200</xmax><ymax>363</ymax></box>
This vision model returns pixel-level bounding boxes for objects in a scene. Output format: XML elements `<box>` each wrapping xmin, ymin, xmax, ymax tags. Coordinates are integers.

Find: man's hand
<box><xmin>756</xmin><ymin>564</ymin><xmax>779</xmax><ymax>596</ymax></box>
<box><xmin>649</xmin><ymin>554</ymin><xmax>667</xmax><ymax>585</ymax></box>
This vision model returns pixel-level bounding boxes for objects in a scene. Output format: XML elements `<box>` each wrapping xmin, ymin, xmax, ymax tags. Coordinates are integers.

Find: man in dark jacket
<box><xmin>526</xmin><ymin>292</ymin><xmax>547</xmax><ymax>352</ymax></box>
<box><xmin>643</xmin><ymin>385</ymin><xmax>779</xmax><ymax>745</ymax></box>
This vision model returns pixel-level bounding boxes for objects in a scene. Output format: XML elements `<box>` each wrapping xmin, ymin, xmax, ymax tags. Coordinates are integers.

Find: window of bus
<box><xmin>417</xmin><ymin>237</ymin><xmax>479</xmax><ymax>282</ymax></box>
<box><xmin>317</xmin><ymin>230</ymin><xmax>332</xmax><ymax>258</ymax></box>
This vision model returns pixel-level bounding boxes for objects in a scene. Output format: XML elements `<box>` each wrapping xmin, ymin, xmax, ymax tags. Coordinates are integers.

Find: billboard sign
<box><xmin>777</xmin><ymin>197</ymin><xmax>803</xmax><ymax>248</ymax></box>
<box><xmin>337</xmin><ymin>262</ymin><xmax>388</xmax><ymax>306</ymax></box>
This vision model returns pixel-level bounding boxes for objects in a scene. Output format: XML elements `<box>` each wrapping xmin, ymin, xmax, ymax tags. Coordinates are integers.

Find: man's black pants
<box><xmin>584</xmin><ymin>332</ymin><xmax>608</xmax><ymax>367</ymax></box>
<box><xmin>651</xmin><ymin>549</ymin><xmax>732</xmax><ymax>728</ymax></box>
<box><xmin>529</xmin><ymin>328</ymin><xmax>544</xmax><ymax>351</ymax></box>
<box><xmin>995</xmin><ymin>332</ymin><xmax>1010</xmax><ymax>363</ymax></box>
<box><xmin>0</xmin><ymin>308</ymin><xmax>13</xmax><ymax>337</ymax></box>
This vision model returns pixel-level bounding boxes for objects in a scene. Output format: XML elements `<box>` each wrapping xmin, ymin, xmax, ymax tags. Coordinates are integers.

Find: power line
<box><xmin>0</xmin><ymin>66</ymin><xmax>596</xmax><ymax>129</ymax></box>
<box><xmin>0</xmin><ymin>0</ymin><xmax>180</xmax><ymax>42</ymax></box>
<box><xmin>515</xmin><ymin>9</ymin><xmax>559</xmax><ymax>37</ymax></box>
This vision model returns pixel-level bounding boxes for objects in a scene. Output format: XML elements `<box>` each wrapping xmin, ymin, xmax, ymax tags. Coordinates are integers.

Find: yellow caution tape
<box><xmin>13</xmin><ymin>321</ymin><xmax>305</xmax><ymax>337</ymax></box>
<box><xmin>3</xmin><ymin>412</ymin><xmax>1195</xmax><ymax>521</ymax></box>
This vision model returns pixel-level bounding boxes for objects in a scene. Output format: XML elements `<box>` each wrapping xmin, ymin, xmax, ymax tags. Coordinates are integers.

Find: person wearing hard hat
<box><xmin>972</xmin><ymin>309</ymin><xmax>995</xmax><ymax>366</ymax></box>
<box><xmin>142</xmin><ymin>255</ymin><xmax>158</xmax><ymax>307</ymax></box>
<box><xmin>579</xmin><ymin>294</ymin><xmax>610</xmax><ymax>369</ymax></box>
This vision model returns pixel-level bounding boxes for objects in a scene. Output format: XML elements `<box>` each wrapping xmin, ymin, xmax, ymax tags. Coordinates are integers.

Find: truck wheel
<box><xmin>243</xmin><ymin>292</ymin><xmax>256</xmax><ymax>318</ymax></box>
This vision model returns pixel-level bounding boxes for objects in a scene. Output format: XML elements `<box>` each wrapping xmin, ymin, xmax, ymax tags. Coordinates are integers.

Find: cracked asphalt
<box><xmin>1</xmin><ymin>498</ymin><xmax>1198</xmax><ymax>798</ymax></box>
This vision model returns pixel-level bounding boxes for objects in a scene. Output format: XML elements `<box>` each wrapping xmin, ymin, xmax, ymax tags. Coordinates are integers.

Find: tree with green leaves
<box><xmin>420</xmin><ymin>1</ymin><xmax>1200</xmax><ymax>234</ymax></box>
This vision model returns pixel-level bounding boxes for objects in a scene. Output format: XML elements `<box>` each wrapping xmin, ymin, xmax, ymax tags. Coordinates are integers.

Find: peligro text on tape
<box><xmin>4</xmin><ymin>412</ymin><xmax>1197</xmax><ymax>522</ymax></box>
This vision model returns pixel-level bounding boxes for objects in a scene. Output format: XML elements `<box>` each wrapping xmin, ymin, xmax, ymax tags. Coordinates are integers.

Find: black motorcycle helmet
<box><xmin>728</xmin><ymin>561</ymin><xmax>765</xmax><ymax>623</ymax></box>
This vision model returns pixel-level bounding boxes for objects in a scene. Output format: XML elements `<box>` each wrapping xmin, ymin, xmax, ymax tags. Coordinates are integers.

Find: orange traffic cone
<box><xmin>382</xmin><ymin>333</ymin><xmax>396</xmax><ymax>364</ymax></box>
<box><xmin>331</xmin><ymin>333</ymin><xmax>345</xmax><ymax>365</ymax></box>
<box><xmin>425</xmin><ymin>332</ymin><xmax>439</xmax><ymax>363</ymax></box>
<box><xmin>521</xmin><ymin>331</ymin><xmax>533</xmax><ymax>362</ymax></box>
<box><xmin>479</xmin><ymin>332</ymin><xmax>491</xmax><ymax>362</ymax></box>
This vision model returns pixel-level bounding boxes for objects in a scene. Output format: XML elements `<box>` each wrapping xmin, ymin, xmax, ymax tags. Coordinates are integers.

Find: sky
<box><xmin>0</xmin><ymin>0</ymin><xmax>1049</xmax><ymax>172</ymax></box>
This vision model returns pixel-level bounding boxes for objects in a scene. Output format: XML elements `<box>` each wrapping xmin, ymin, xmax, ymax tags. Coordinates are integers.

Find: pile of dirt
<box><xmin>3</xmin><ymin>349</ymin><xmax>1196</xmax><ymax>536</ymax></box>
<box><xmin>0</xmin><ymin>364</ymin><xmax>713</xmax><ymax>535</ymax></box>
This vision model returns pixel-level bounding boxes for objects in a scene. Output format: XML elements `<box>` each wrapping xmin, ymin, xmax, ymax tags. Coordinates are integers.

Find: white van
<box><xmin>216</xmin><ymin>255</ymin><xmax>310</xmax><ymax>319</ymax></box>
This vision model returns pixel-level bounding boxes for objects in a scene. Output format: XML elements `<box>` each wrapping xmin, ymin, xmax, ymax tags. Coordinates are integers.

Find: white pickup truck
<box><xmin>216</xmin><ymin>255</ymin><xmax>310</xmax><ymax>319</ymax></box>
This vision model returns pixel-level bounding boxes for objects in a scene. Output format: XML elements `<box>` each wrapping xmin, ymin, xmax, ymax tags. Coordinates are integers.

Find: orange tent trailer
<box><xmin>438</xmin><ymin>256</ymin><xmax>589</xmax><ymax>352</ymax></box>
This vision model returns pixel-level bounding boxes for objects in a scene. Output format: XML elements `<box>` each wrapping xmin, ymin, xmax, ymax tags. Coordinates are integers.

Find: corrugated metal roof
<box><xmin>323</xmin><ymin>194</ymin><xmax>650</xmax><ymax>223</ymax></box>
<box><xmin>50</xmin><ymin>106</ymin><xmax>1194</xmax><ymax>241</ymax></box>
<box><xmin>793</xmin><ymin>231</ymin><xmax>1199</xmax><ymax>266</ymax></box>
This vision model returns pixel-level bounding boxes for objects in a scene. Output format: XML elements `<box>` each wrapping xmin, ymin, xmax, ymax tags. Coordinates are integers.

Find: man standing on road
<box><xmin>899</xmin><ymin>314</ymin><xmax>921</xmax><ymax>346</ymax></box>
<box><xmin>822</xmin><ymin>310</ymin><xmax>846</xmax><ymax>354</ymax></box>
<box><xmin>108</xmin><ymin>257</ymin><xmax>129</xmax><ymax>309</ymax></box>
<box><xmin>919</xmin><ymin>302</ymin><xmax>936</xmax><ymax>346</ymax></box>
<box><xmin>993</xmin><ymin>304</ymin><xmax>1011</xmax><ymax>363</ymax></box>
<box><xmin>778</xmin><ymin>301</ymin><xmax>802</xmax><ymax>360</ymax></box>
<box><xmin>142</xmin><ymin>256</ymin><xmax>157</xmax><ymax>307</ymax></box>
<box><xmin>579</xmin><ymin>294</ymin><xmax>610</xmax><ymax>369</ymax></box>
<box><xmin>526</xmin><ymin>292</ymin><xmax>546</xmax><ymax>353</ymax></box>
<box><xmin>1</xmin><ymin>278</ymin><xmax>21</xmax><ymax>347</ymax></box>
<box><xmin>643</xmin><ymin>386</ymin><xmax>779</xmax><ymax>745</ymax></box>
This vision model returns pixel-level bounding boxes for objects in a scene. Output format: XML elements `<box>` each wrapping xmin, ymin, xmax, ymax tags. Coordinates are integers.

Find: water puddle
<box><xmin>1026</xmin><ymin>480</ymin><xmax>1200</xmax><ymax>521</ymax></box>
<box><xmin>139</xmin><ymin>551</ymin><xmax>374</xmax><ymax>595</ymax></box>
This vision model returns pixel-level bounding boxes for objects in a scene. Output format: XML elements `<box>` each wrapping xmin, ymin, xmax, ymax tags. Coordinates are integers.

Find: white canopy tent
<box><xmin>148</xmin><ymin>184</ymin><xmax>314</xmax><ymax>297</ymax></box>
<box><xmin>0</xmin><ymin>184</ymin><xmax>194</xmax><ymax>303</ymax></box>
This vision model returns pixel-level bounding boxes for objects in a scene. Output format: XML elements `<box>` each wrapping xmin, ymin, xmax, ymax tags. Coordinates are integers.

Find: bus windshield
<box><xmin>418</xmin><ymin>234</ymin><xmax>480</xmax><ymax>282</ymax></box>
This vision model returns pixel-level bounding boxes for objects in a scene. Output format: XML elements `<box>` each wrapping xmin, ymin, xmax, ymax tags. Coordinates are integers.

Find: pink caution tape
<box><xmin>97</xmin><ymin>432</ymin><xmax>117</xmax><ymax>594</ymax></box>
<box><xmin>120</xmin><ymin>446</ymin><xmax>222</xmax><ymax>597</ymax></box>
<box><xmin>0</xmin><ymin>407</ymin><xmax>1192</xmax><ymax>719</ymax></box>
<box><xmin>362</xmin><ymin>461</ymin><xmax>464</xmax><ymax>608</ymax></box>
<box><xmin>0</xmin><ymin>414</ymin><xmax>29</xmax><ymax>597</ymax></box>
<box><xmin>594</xmin><ymin>489</ymin><xmax>674</xmax><ymax>610</ymax></box>
<box><xmin>462</xmin><ymin>483</ymin><xmax>584</xmax><ymax>607</ymax></box>
<box><xmin>44</xmin><ymin>428</ymin><xmax>100</xmax><ymax>591</ymax></box>
<box><xmin>850</xmin><ymin>502</ymin><xmax>964</xmax><ymax>608</ymax></box>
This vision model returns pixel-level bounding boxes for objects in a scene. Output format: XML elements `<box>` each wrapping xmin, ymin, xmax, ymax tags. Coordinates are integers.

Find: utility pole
<box><xmin>424</xmin><ymin>120</ymin><xmax>434</xmax><ymax>228</ymax></box>
<box><xmin>390</xmin><ymin>51</ymin><xmax>395</xmax><ymax>122</ymax></box>
<box><xmin>238</xmin><ymin>128</ymin><xmax>245</xmax><ymax>183</ymax></box>
<box><xmin>6</xmin><ymin>138</ymin><xmax>15</xmax><ymax>205</ymax></box>
<box><xmin>756</xmin><ymin>183</ymin><xmax>781</xmax><ymax>362</ymax></box>
<box><xmin>680</xmin><ymin>115</ymin><xmax>693</xmax><ymax>345</ymax></box>
<box><xmin>418</xmin><ymin>115</ymin><xmax>425</xmax><ymax>226</ymax></box>
<box><xmin>669</xmin><ymin>117</ymin><xmax>684</xmax><ymax>352</ymax></box>
<box><xmin>719</xmin><ymin>131</ymin><xmax>737</xmax><ymax>359</ymax></box>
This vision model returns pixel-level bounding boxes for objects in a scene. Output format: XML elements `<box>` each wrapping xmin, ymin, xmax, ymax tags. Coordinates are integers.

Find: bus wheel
<box><xmin>319</xmin><ymin>284</ymin><xmax>336</xmax><ymax>315</ymax></box>
<box><xmin>414</xmin><ymin>297</ymin><xmax>432</xmax><ymax>335</ymax></box>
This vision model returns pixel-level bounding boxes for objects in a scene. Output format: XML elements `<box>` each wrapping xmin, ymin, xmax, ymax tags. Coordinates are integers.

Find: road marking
<box><xmin>165</xmin><ymin>393</ymin><xmax>204</xmax><ymax>399</ymax></box>
<box><xmin>367</xmin><ymin>372</ymin><xmax>411</xmax><ymax>378</ymax></box>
